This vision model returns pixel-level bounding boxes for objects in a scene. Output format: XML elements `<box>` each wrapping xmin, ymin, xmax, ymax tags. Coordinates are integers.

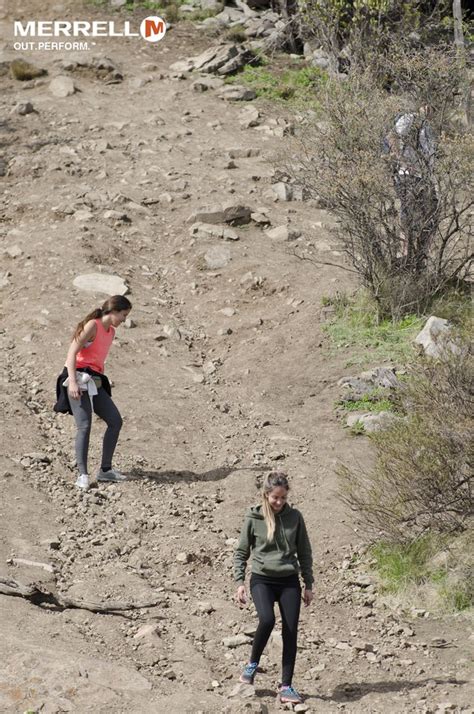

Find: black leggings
<box><xmin>250</xmin><ymin>573</ymin><xmax>301</xmax><ymax>686</ymax></box>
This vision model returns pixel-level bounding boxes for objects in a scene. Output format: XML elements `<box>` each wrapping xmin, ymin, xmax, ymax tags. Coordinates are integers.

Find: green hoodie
<box><xmin>234</xmin><ymin>503</ymin><xmax>314</xmax><ymax>589</ymax></box>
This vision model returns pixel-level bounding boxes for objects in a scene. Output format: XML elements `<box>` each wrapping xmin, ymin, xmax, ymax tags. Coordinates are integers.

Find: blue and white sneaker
<box><xmin>278</xmin><ymin>685</ymin><xmax>304</xmax><ymax>704</ymax></box>
<box><xmin>239</xmin><ymin>661</ymin><xmax>258</xmax><ymax>685</ymax></box>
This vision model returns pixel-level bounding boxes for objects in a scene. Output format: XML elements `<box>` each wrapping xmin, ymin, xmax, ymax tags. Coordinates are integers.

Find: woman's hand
<box><xmin>236</xmin><ymin>585</ymin><xmax>247</xmax><ymax>606</ymax></box>
<box><xmin>303</xmin><ymin>588</ymin><xmax>313</xmax><ymax>607</ymax></box>
<box><xmin>68</xmin><ymin>382</ymin><xmax>81</xmax><ymax>401</ymax></box>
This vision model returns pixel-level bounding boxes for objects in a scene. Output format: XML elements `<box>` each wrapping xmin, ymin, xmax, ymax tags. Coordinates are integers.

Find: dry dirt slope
<box><xmin>0</xmin><ymin>1</ymin><xmax>473</xmax><ymax>712</ymax></box>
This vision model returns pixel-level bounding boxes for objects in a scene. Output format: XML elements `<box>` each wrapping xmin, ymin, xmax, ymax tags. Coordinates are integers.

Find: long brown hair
<box><xmin>73</xmin><ymin>295</ymin><xmax>132</xmax><ymax>341</ymax></box>
<box><xmin>262</xmin><ymin>471</ymin><xmax>289</xmax><ymax>542</ymax></box>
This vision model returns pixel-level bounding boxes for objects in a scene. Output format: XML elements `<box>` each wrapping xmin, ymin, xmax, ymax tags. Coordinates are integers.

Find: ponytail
<box><xmin>72</xmin><ymin>295</ymin><xmax>131</xmax><ymax>341</ymax></box>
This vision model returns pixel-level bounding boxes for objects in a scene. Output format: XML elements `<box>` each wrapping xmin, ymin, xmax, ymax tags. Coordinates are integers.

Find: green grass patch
<box><xmin>370</xmin><ymin>536</ymin><xmax>474</xmax><ymax>612</ymax></box>
<box><xmin>370</xmin><ymin>537</ymin><xmax>446</xmax><ymax>594</ymax></box>
<box><xmin>225</xmin><ymin>63</ymin><xmax>327</xmax><ymax>107</ymax></box>
<box><xmin>338</xmin><ymin>388</ymin><xmax>393</xmax><ymax>413</ymax></box>
<box><xmin>349</xmin><ymin>419</ymin><xmax>366</xmax><ymax>436</ymax></box>
<box><xmin>322</xmin><ymin>291</ymin><xmax>424</xmax><ymax>366</ymax></box>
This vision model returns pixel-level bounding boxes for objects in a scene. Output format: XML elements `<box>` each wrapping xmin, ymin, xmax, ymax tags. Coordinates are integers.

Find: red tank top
<box><xmin>76</xmin><ymin>318</ymin><xmax>115</xmax><ymax>374</ymax></box>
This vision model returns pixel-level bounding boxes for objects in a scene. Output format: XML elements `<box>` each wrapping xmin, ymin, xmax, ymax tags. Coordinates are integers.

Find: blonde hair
<box><xmin>262</xmin><ymin>472</ymin><xmax>289</xmax><ymax>541</ymax></box>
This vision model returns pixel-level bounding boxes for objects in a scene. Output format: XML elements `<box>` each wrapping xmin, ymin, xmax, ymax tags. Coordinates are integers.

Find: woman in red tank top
<box><xmin>60</xmin><ymin>295</ymin><xmax>132</xmax><ymax>491</ymax></box>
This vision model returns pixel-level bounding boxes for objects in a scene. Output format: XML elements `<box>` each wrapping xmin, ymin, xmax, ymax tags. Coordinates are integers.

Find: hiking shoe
<box><xmin>278</xmin><ymin>685</ymin><xmax>304</xmax><ymax>704</ymax></box>
<box><xmin>75</xmin><ymin>473</ymin><xmax>90</xmax><ymax>491</ymax></box>
<box><xmin>239</xmin><ymin>662</ymin><xmax>258</xmax><ymax>685</ymax></box>
<box><xmin>97</xmin><ymin>468</ymin><xmax>127</xmax><ymax>483</ymax></box>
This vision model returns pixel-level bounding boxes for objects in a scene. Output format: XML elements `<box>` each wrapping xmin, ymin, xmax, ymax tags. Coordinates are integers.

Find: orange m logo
<box><xmin>144</xmin><ymin>18</ymin><xmax>164</xmax><ymax>37</ymax></box>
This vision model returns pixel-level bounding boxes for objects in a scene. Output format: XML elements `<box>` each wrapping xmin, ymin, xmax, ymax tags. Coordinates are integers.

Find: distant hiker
<box><xmin>54</xmin><ymin>295</ymin><xmax>132</xmax><ymax>491</ymax></box>
<box><xmin>383</xmin><ymin>107</ymin><xmax>438</xmax><ymax>269</ymax></box>
<box><xmin>234</xmin><ymin>472</ymin><xmax>314</xmax><ymax>706</ymax></box>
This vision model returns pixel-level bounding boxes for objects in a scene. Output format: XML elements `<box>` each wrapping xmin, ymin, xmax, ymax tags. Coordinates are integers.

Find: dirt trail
<box><xmin>0</xmin><ymin>1</ymin><xmax>473</xmax><ymax>712</ymax></box>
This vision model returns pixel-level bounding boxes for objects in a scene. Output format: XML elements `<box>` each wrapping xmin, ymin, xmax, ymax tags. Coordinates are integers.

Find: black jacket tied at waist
<box><xmin>54</xmin><ymin>366</ymin><xmax>112</xmax><ymax>415</ymax></box>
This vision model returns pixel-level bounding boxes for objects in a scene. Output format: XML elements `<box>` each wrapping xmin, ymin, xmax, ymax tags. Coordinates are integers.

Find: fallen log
<box><xmin>0</xmin><ymin>576</ymin><xmax>169</xmax><ymax>615</ymax></box>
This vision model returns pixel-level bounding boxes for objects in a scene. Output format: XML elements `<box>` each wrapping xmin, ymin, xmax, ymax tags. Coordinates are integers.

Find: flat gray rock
<box><xmin>73</xmin><ymin>273</ymin><xmax>129</xmax><ymax>295</ymax></box>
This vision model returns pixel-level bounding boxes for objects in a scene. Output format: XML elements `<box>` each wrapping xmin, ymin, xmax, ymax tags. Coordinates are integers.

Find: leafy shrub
<box><xmin>339</xmin><ymin>333</ymin><xmax>473</xmax><ymax>541</ymax></box>
<box><xmin>289</xmin><ymin>48</ymin><xmax>472</xmax><ymax>319</ymax></box>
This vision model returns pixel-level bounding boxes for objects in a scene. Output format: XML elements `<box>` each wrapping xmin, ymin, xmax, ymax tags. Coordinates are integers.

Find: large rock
<box><xmin>346</xmin><ymin>411</ymin><xmax>399</xmax><ymax>433</ymax></box>
<box><xmin>414</xmin><ymin>316</ymin><xmax>460</xmax><ymax>358</ymax></box>
<box><xmin>187</xmin><ymin>44</ymin><xmax>252</xmax><ymax>76</ymax></box>
<box><xmin>73</xmin><ymin>273</ymin><xmax>129</xmax><ymax>295</ymax></box>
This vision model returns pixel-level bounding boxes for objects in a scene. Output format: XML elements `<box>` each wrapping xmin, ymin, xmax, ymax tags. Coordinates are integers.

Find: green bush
<box><xmin>339</xmin><ymin>333</ymin><xmax>474</xmax><ymax>541</ymax></box>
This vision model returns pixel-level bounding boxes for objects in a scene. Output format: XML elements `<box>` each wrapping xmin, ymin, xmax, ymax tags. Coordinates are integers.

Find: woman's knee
<box><xmin>76</xmin><ymin>422</ymin><xmax>92</xmax><ymax>437</ymax></box>
<box><xmin>257</xmin><ymin>614</ymin><xmax>275</xmax><ymax>632</ymax></box>
<box><xmin>107</xmin><ymin>413</ymin><xmax>123</xmax><ymax>432</ymax></box>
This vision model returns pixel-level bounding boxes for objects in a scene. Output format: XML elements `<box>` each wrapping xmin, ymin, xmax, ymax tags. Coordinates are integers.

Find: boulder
<box><xmin>414</xmin><ymin>316</ymin><xmax>460</xmax><ymax>358</ymax></box>
<box><xmin>346</xmin><ymin>411</ymin><xmax>399</xmax><ymax>433</ymax></box>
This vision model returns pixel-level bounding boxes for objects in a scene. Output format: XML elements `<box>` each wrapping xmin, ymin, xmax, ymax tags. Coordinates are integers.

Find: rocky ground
<box><xmin>0</xmin><ymin>1</ymin><xmax>473</xmax><ymax>712</ymax></box>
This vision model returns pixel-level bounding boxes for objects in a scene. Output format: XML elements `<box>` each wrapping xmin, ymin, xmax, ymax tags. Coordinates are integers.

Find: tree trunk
<box><xmin>452</xmin><ymin>0</ymin><xmax>464</xmax><ymax>51</ymax></box>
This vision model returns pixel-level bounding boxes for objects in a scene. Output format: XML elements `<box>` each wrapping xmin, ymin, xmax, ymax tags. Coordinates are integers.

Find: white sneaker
<box><xmin>75</xmin><ymin>473</ymin><xmax>90</xmax><ymax>490</ymax></box>
<box><xmin>97</xmin><ymin>467</ymin><xmax>127</xmax><ymax>483</ymax></box>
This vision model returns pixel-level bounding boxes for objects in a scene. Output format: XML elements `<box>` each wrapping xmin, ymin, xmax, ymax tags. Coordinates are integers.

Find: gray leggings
<box><xmin>69</xmin><ymin>388</ymin><xmax>123</xmax><ymax>475</ymax></box>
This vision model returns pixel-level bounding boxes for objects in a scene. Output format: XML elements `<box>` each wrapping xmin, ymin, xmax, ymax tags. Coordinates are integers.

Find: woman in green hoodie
<box><xmin>234</xmin><ymin>472</ymin><xmax>314</xmax><ymax>705</ymax></box>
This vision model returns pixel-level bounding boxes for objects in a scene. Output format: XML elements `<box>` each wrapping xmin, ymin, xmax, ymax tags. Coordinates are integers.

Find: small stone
<box><xmin>228</xmin><ymin>682</ymin><xmax>255</xmax><ymax>698</ymax></box>
<box><xmin>4</xmin><ymin>245</ymin><xmax>23</xmax><ymax>258</ymax></box>
<box><xmin>218</xmin><ymin>85</ymin><xmax>256</xmax><ymax>102</ymax></box>
<box><xmin>195</xmin><ymin>601</ymin><xmax>215</xmax><ymax>614</ymax></box>
<box><xmin>14</xmin><ymin>101</ymin><xmax>35</xmax><ymax>115</ymax></box>
<box><xmin>134</xmin><ymin>624</ymin><xmax>161</xmax><ymax>639</ymax></box>
<box><xmin>204</xmin><ymin>245</ymin><xmax>231</xmax><ymax>269</ymax></box>
<box><xmin>176</xmin><ymin>552</ymin><xmax>193</xmax><ymax>564</ymax></box>
<box><xmin>222</xmin><ymin>634</ymin><xmax>252</xmax><ymax>648</ymax></box>
<box><xmin>271</xmin><ymin>182</ymin><xmax>293</xmax><ymax>201</ymax></box>
<box><xmin>239</xmin><ymin>106</ymin><xmax>260</xmax><ymax>128</ymax></box>
<box><xmin>49</xmin><ymin>76</ymin><xmax>76</xmax><ymax>97</ymax></box>
<box><xmin>335</xmin><ymin>641</ymin><xmax>351</xmax><ymax>650</ymax></box>
<box><xmin>265</xmin><ymin>225</ymin><xmax>300</xmax><ymax>241</ymax></box>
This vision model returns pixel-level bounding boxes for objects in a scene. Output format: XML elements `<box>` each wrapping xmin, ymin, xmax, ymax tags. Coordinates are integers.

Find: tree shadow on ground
<box><xmin>319</xmin><ymin>678</ymin><xmax>468</xmax><ymax>703</ymax></box>
<box><xmin>128</xmin><ymin>465</ymin><xmax>268</xmax><ymax>485</ymax></box>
